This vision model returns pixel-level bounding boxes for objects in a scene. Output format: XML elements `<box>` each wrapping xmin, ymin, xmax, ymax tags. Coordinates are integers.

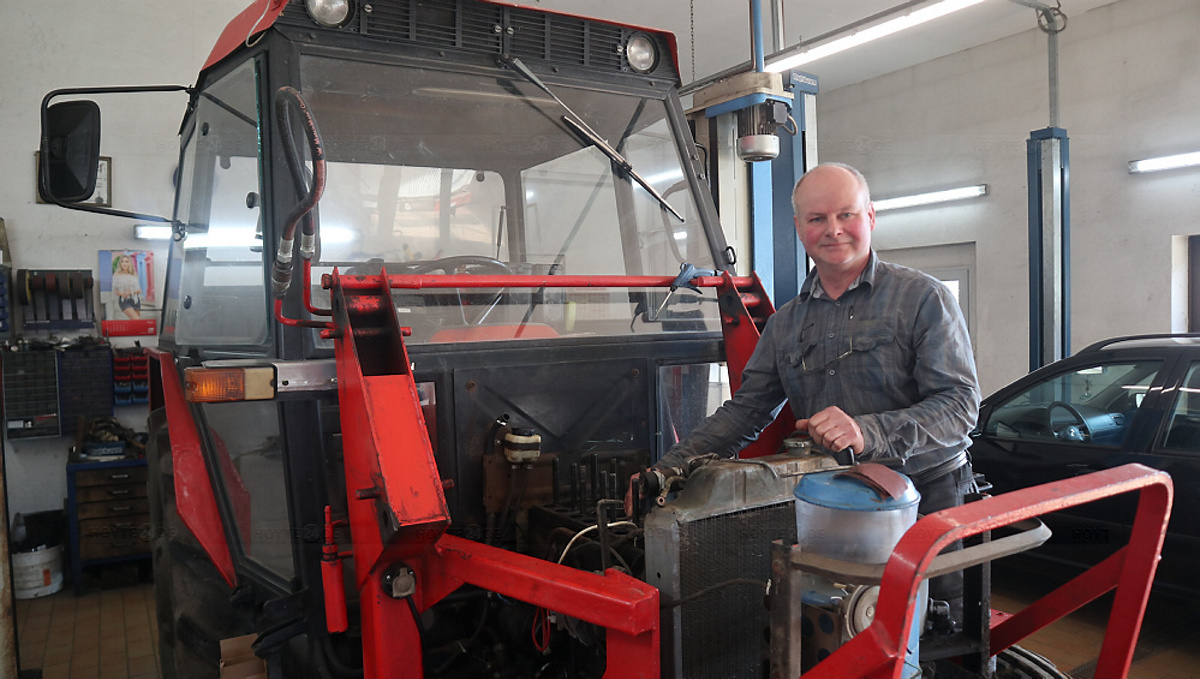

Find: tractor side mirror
<box><xmin>39</xmin><ymin>100</ymin><xmax>101</xmax><ymax>204</ymax></box>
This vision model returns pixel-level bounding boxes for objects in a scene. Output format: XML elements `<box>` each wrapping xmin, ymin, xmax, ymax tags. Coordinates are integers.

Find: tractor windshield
<box><xmin>298</xmin><ymin>54</ymin><xmax>722</xmax><ymax>344</ymax></box>
<box><xmin>164</xmin><ymin>52</ymin><xmax>726</xmax><ymax>354</ymax></box>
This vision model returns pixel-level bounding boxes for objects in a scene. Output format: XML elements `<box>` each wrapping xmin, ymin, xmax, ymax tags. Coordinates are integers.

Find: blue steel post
<box><xmin>766</xmin><ymin>72</ymin><xmax>817</xmax><ymax>307</ymax></box>
<box><xmin>1027</xmin><ymin>127</ymin><xmax>1071</xmax><ymax>371</ymax></box>
<box><xmin>750</xmin><ymin>161</ymin><xmax>776</xmax><ymax>300</ymax></box>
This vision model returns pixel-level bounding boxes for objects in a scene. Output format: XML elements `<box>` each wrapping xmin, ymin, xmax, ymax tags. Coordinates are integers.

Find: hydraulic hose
<box><xmin>272</xmin><ymin>86</ymin><xmax>326</xmax><ymax>298</ymax></box>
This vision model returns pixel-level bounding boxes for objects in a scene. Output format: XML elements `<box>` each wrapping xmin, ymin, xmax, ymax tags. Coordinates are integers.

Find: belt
<box><xmin>908</xmin><ymin>449</ymin><xmax>969</xmax><ymax>488</ymax></box>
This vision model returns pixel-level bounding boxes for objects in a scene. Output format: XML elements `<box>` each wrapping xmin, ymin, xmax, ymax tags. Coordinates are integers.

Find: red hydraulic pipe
<box><xmin>303</xmin><ymin>258</ymin><xmax>332</xmax><ymax>317</ymax></box>
<box><xmin>274</xmin><ymin>298</ymin><xmax>333</xmax><ymax>329</ymax></box>
<box><xmin>325</xmin><ymin>272</ymin><xmax>754</xmax><ymax>291</ymax></box>
<box><xmin>321</xmin><ymin>505</ymin><xmax>348</xmax><ymax>634</ymax></box>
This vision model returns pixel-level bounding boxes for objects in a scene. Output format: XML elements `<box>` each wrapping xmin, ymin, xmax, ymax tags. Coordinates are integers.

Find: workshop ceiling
<box><xmin>531</xmin><ymin>0</ymin><xmax>1120</xmax><ymax>91</ymax></box>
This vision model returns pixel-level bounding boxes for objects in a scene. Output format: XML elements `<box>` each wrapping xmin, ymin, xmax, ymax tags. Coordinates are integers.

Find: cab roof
<box><xmin>205</xmin><ymin>0</ymin><xmax>680</xmax><ymax>78</ymax></box>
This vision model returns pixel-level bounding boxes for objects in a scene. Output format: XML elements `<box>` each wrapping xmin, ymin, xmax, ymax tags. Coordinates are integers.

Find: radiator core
<box><xmin>644</xmin><ymin>454</ymin><xmax>834</xmax><ymax>679</ymax></box>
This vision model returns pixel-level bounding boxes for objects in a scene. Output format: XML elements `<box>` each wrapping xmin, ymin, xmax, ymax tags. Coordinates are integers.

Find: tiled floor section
<box><xmin>991</xmin><ymin>566</ymin><xmax>1199</xmax><ymax>678</ymax></box>
<box><xmin>14</xmin><ymin>581</ymin><xmax>159</xmax><ymax>679</ymax></box>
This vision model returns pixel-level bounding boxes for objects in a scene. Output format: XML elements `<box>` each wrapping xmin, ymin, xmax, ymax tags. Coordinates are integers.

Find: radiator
<box><xmin>644</xmin><ymin>454</ymin><xmax>834</xmax><ymax>679</ymax></box>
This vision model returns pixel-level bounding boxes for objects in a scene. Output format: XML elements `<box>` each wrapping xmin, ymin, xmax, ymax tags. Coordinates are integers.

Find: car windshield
<box><xmin>295</xmin><ymin>54</ymin><xmax>721</xmax><ymax>345</ymax></box>
<box><xmin>984</xmin><ymin>361</ymin><xmax>1161</xmax><ymax>446</ymax></box>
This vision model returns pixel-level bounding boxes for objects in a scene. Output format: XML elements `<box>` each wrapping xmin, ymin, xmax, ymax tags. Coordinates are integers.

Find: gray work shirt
<box><xmin>660</xmin><ymin>252</ymin><xmax>980</xmax><ymax>480</ymax></box>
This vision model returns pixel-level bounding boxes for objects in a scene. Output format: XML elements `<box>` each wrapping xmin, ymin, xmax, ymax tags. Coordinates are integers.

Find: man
<box><xmin>652</xmin><ymin>162</ymin><xmax>981</xmax><ymax>626</ymax></box>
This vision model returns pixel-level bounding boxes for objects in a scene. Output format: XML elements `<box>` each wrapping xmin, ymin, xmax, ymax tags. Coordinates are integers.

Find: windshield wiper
<box><xmin>501</xmin><ymin>55</ymin><xmax>684</xmax><ymax>222</ymax></box>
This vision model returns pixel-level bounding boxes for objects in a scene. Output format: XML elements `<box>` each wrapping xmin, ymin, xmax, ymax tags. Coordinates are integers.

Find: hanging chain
<box><xmin>690</xmin><ymin>0</ymin><xmax>696</xmax><ymax>81</ymax></box>
<box><xmin>1037</xmin><ymin>0</ymin><xmax>1067</xmax><ymax>34</ymax></box>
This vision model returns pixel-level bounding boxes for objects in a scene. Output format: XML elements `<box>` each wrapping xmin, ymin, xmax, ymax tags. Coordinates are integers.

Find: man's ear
<box><xmin>867</xmin><ymin>202</ymin><xmax>877</xmax><ymax>231</ymax></box>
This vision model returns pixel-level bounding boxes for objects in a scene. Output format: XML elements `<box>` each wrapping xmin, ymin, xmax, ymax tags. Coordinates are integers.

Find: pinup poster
<box><xmin>98</xmin><ymin>250</ymin><xmax>157</xmax><ymax>336</ymax></box>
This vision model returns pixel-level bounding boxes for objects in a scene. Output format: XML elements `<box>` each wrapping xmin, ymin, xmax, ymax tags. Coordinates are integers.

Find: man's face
<box><xmin>793</xmin><ymin>167</ymin><xmax>875</xmax><ymax>275</ymax></box>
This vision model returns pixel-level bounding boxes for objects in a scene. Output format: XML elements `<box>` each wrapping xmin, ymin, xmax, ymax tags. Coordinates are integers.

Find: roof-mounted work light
<box><xmin>305</xmin><ymin>0</ymin><xmax>351</xmax><ymax>28</ymax></box>
<box><xmin>626</xmin><ymin>33</ymin><xmax>659</xmax><ymax>73</ymax></box>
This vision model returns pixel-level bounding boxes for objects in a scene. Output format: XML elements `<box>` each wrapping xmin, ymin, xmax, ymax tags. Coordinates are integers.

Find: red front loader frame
<box><xmin>803</xmin><ymin>463</ymin><xmax>1172</xmax><ymax>679</ymax></box>
<box><xmin>319</xmin><ymin>265</ymin><xmax>791</xmax><ymax>677</ymax></box>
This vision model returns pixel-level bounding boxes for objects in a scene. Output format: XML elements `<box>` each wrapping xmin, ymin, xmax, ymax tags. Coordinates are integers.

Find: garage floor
<box><xmin>990</xmin><ymin>566</ymin><xmax>1197</xmax><ymax>678</ymax></box>
<box><xmin>14</xmin><ymin>582</ymin><xmax>159</xmax><ymax>679</ymax></box>
<box><xmin>12</xmin><ymin>572</ymin><xmax>1195</xmax><ymax>678</ymax></box>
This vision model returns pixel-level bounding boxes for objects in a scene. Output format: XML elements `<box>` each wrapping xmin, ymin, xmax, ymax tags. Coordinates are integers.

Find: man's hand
<box><xmin>796</xmin><ymin>406</ymin><xmax>864</xmax><ymax>460</ymax></box>
<box><xmin>624</xmin><ymin>472</ymin><xmax>641</xmax><ymax>517</ymax></box>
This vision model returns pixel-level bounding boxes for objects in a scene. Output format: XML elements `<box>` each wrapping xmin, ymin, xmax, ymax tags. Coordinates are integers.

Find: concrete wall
<box><xmin>815</xmin><ymin>0</ymin><xmax>1200</xmax><ymax>395</ymax></box>
<box><xmin>0</xmin><ymin>1</ymin><xmax>248</xmax><ymax>518</ymax></box>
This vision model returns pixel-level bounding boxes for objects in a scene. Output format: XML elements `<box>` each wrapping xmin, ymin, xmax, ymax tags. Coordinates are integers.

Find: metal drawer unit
<box><xmin>66</xmin><ymin>458</ymin><xmax>151</xmax><ymax>593</ymax></box>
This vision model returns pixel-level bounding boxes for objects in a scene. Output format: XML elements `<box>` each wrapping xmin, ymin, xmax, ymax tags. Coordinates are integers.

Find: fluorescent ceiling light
<box><xmin>134</xmin><ymin>225</ymin><xmax>173</xmax><ymax>240</ymax></box>
<box><xmin>765</xmin><ymin>0</ymin><xmax>987</xmax><ymax>73</ymax></box>
<box><xmin>874</xmin><ymin>184</ymin><xmax>988</xmax><ymax>211</ymax></box>
<box><xmin>1128</xmin><ymin>151</ymin><xmax>1200</xmax><ymax>174</ymax></box>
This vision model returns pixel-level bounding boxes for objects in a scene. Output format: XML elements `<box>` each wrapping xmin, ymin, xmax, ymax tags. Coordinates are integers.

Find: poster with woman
<box><xmin>98</xmin><ymin>250</ymin><xmax>157</xmax><ymax>335</ymax></box>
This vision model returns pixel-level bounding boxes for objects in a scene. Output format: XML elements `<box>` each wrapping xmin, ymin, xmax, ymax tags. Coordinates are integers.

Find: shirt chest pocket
<box><xmin>784</xmin><ymin>320</ymin><xmax>896</xmax><ymax>376</ymax></box>
<box><xmin>846</xmin><ymin>320</ymin><xmax>897</xmax><ymax>370</ymax></box>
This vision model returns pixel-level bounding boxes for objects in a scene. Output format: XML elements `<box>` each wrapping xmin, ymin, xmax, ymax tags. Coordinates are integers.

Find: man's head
<box><xmin>792</xmin><ymin>163</ymin><xmax>876</xmax><ymax>279</ymax></box>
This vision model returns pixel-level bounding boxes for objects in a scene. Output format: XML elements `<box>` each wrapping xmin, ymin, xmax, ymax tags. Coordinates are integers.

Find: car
<box><xmin>967</xmin><ymin>333</ymin><xmax>1200</xmax><ymax>600</ymax></box>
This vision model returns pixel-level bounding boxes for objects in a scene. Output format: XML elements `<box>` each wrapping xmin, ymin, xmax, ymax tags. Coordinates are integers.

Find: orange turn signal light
<box><xmin>184</xmin><ymin>366</ymin><xmax>276</xmax><ymax>403</ymax></box>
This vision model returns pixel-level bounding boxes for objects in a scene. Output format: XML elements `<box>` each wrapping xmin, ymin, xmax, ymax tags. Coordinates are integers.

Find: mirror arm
<box><xmin>39</xmin><ymin>84</ymin><xmax>193</xmax><ymax>223</ymax></box>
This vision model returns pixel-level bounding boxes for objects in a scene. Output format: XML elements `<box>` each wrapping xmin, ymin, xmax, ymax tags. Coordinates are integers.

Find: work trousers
<box><xmin>915</xmin><ymin>462</ymin><xmax>974</xmax><ymax>626</ymax></box>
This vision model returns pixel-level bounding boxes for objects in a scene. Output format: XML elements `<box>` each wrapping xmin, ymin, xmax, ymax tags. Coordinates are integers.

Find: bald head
<box><xmin>791</xmin><ymin>163</ymin><xmax>871</xmax><ymax>217</ymax></box>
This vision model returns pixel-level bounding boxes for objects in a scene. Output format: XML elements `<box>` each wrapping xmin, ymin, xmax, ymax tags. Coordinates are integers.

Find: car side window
<box><xmin>984</xmin><ymin>361</ymin><xmax>1161</xmax><ymax>446</ymax></box>
<box><xmin>1161</xmin><ymin>362</ymin><xmax>1200</xmax><ymax>452</ymax></box>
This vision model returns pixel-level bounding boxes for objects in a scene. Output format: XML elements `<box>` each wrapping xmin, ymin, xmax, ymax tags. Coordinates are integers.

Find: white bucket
<box><xmin>12</xmin><ymin>544</ymin><xmax>64</xmax><ymax>599</ymax></box>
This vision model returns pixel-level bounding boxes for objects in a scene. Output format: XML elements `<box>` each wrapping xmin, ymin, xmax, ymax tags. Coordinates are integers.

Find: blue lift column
<box><xmin>764</xmin><ymin>72</ymin><xmax>819</xmax><ymax>306</ymax></box>
<box><xmin>1027</xmin><ymin>126</ymin><xmax>1071</xmax><ymax>370</ymax></box>
<box><xmin>699</xmin><ymin>70</ymin><xmax>817</xmax><ymax>307</ymax></box>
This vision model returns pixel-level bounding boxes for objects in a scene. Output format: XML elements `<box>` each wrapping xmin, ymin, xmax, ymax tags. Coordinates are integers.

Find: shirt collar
<box><xmin>799</xmin><ymin>251</ymin><xmax>878</xmax><ymax>301</ymax></box>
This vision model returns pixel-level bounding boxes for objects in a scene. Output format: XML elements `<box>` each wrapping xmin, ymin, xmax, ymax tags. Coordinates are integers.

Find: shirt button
<box><xmin>828</xmin><ymin>369</ymin><xmax>836</xmax><ymax>376</ymax></box>
<box><xmin>828</xmin><ymin>333</ymin><xmax>835</xmax><ymax>339</ymax></box>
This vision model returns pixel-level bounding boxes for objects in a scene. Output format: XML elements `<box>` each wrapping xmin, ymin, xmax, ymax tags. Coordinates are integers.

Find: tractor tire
<box><xmin>147</xmin><ymin>406</ymin><xmax>256</xmax><ymax>679</ymax></box>
<box><xmin>993</xmin><ymin>645</ymin><xmax>1073</xmax><ymax>679</ymax></box>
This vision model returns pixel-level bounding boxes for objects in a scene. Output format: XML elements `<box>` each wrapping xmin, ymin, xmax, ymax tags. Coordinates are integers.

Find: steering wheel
<box><xmin>404</xmin><ymin>255</ymin><xmax>512</xmax><ymax>323</ymax></box>
<box><xmin>404</xmin><ymin>255</ymin><xmax>512</xmax><ymax>276</ymax></box>
<box><xmin>1046</xmin><ymin>401</ymin><xmax>1090</xmax><ymax>442</ymax></box>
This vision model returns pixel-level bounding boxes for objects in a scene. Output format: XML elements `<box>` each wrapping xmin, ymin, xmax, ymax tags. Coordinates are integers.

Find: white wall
<box><xmin>0</xmin><ymin>1</ymin><xmax>249</xmax><ymax>517</ymax></box>
<box><xmin>815</xmin><ymin>0</ymin><xmax>1200</xmax><ymax>395</ymax></box>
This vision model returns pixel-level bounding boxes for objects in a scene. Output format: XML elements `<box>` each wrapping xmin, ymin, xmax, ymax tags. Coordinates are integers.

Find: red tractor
<box><xmin>38</xmin><ymin>1</ymin><xmax>1171</xmax><ymax>677</ymax></box>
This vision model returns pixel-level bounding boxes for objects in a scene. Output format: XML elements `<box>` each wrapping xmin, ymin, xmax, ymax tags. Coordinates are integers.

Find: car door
<box><xmin>969</xmin><ymin>356</ymin><xmax>1172</xmax><ymax>571</ymax></box>
<box><xmin>1128</xmin><ymin>358</ymin><xmax>1200</xmax><ymax>597</ymax></box>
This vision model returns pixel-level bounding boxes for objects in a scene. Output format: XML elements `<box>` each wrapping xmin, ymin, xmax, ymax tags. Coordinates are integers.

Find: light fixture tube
<box><xmin>134</xmin><ymin>225</ymin><xmax>173</xmax><ymax>240</ymax></box>
<box><xmin>765</xmin><ymin>0</ymin><xmax>987</xmax><ymax>73</ymax></box>
<box><xmin>1127</xmin><ymin>151</ymin><xmax>1200</xmax><ymax>174</ymax></box>
<box><xmin>874</xmin><ymin>184</ymin><xmax>988</xmax><ymax>212</ymax></box>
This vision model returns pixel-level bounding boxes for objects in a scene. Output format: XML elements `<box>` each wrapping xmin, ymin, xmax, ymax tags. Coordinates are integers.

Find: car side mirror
<box><xmin>39</xmin><ymin>100</ymin><xmax>101</xmax><ymax>203</ymax></box>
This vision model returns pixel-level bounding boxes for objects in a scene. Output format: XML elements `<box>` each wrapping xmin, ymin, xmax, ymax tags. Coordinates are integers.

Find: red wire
<box><xmin>532</xmin><ymin>607</ymin><xmax>551</xmax><ymax>653</ymax></box>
